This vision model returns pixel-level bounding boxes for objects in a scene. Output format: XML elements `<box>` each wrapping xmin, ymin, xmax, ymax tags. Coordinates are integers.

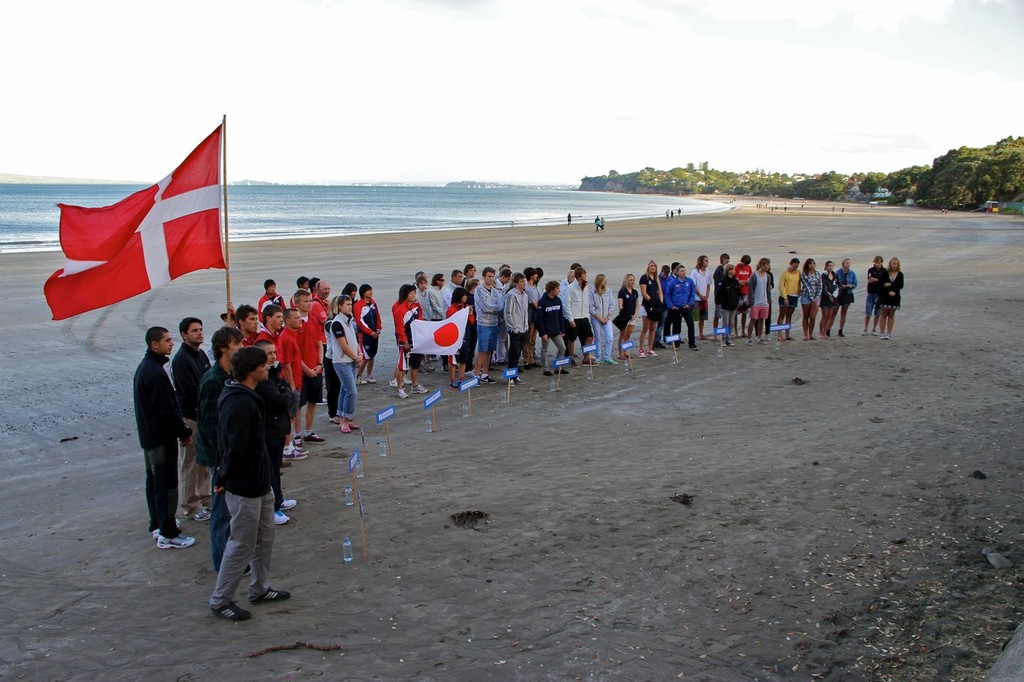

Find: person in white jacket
<box><xmin>503</xmin><ymin>273</ymin><xmax>530</xmax><ymax>382</ymax></box>
<box><xmin>564</xmin><ymin>267</ymin><xmax>595</xmax><ymax>365</ymax></box>
<box><xmin>588</xmin><ymin>274</ymin><xmax>617</xmax><ymax>364</ymax></box>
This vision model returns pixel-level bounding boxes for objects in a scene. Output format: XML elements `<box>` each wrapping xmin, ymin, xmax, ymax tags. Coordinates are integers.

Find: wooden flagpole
<box><xmin>221</xmin><ymin>114</ymin><xmax>233</xmax><ymax>325</ymax></box>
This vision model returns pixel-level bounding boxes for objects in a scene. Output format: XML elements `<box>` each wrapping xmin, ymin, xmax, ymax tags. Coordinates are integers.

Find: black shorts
<box><xmin>360</xmin><ymin>334</ymin><xmax>378</xmax><ymax>359</ymax></box>
<box><xmin>299</xmin><ymin>375</ymin><xmax>323</xmax><ymax>406</ymax></box>
<box><xmin>567</xmin><ymin>317</ymin><xmax>593</xmax><ymax>342</ymax></box>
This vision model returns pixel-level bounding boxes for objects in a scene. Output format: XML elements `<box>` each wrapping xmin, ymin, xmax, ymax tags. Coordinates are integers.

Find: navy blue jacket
<box><xmin>134</xmin><ymin>349</ymin><xmax>192</xmax><ymax>450</ymax></box>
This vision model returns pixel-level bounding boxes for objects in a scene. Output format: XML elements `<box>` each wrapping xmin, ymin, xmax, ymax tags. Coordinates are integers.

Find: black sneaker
<box><xmin>512</xmin><ymin>376</ymin><xmax>524</xmax><ymax>385</ymax></box>
<box><xmin>250</xmin><ymin>588</ymin><xmax>291</xmax><ymax>604</ymax></box>
<box><xmin>543</xmin><ymin>370</ymin><xmax>554</xmax><ymax>377</ymax></box>
<box><xmin>212</xmin><ymin>602</ymin><xmax>252</xmax><ymax>621</ymax></box>
<box><xmin>690</xmin><ymin>345</ymin><xmax>700</xmax><ymax>351</ymax></box>
<box><xmin>653</xmin><ymin>342</ymin><xmax>667</xmax><ymax>349</ymax></box>
<box><xmin>480</xmin><ymin>375</ymin><xmax>497</xmax><ymax>384</ymax></box>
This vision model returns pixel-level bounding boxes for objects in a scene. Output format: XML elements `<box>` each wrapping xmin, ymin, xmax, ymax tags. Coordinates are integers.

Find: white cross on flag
<box><xmin>43</xmin><ymin>125</ymin><xmax>226</xmax><ymax>320</ymax></box>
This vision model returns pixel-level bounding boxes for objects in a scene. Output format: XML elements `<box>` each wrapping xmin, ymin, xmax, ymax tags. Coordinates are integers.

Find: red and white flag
<box><xmin>43</xmin><ymin>125</ymin><xmax>226</xmax><ymax>320</ymax></box>
<box><xmin>411</xmin><ymin>307</ymin><xmax>470</xmax><ymax>355</ymax></box>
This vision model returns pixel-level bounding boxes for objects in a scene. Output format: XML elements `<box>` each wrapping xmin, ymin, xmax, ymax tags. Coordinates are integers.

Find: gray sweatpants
<box><xmin>209</xmin><ymin>491</ymin><xmax>275</xmax><ymax>609</ymax></box>
<box><xmin>539</xmin><ymin>334</ymin><xmax>566</xmax><ymax>369</ymax></box>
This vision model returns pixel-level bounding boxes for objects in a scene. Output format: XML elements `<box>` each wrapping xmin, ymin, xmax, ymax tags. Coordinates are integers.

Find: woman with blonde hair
<box><xmin>876</xmin><ymin>257</ymin><xmax>904</xmax><ymax>340</ymax></box>
<box><xmin>639</xmin><ymin>260</ymin><xmax>663</xmax><ymax>357</ymax></box>
<box><xmin>588</xmin><ymin>273</ymin><xmax>617</xmax><ymax>364</ymax></box>
<box><xmin>615</xmin><ymin>273</ymin><xmax>639</xmax><ymax>360</ymax></box>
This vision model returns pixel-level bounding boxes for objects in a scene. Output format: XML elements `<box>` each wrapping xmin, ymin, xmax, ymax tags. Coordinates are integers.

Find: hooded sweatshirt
<box><xmin>215</xmin><ymin>380</ymin><xmax>271</xmax><ymax>498</ymax></box>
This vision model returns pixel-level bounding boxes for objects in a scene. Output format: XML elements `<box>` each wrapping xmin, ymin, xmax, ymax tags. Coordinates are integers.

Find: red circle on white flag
<box><xmin>434</xmin><ymin>322</ymin><xmax>459</xmax><ymax>347</ymax></box>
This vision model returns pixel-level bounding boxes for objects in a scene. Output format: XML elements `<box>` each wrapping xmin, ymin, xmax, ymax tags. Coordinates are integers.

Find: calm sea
<box><xmin>0</xmin><ymin>184</ymin><xmax>730</xmax><ymax>253</ymax></box>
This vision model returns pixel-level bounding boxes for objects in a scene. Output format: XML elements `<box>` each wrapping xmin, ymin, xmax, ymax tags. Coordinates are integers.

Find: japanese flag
<box><xmin>411</xmin><ymin>307</ymin><xmax>469</xmax><ymax>354</ymax></box>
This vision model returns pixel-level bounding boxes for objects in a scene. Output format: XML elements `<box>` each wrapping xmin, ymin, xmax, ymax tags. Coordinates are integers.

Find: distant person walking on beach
<box><xmin>567</xmin><ymin>213</ymin><xmax>572</xmax><ymax>225</ymax></box>
<box><xmin>135</xmin><ymin>326</ymin><xmax>195</xmax><ymax>550</ymax></box>
<box><xmin>876</xmin><ymin>257</ymin><xmax>904</xmax><ymax>340</ymax></box>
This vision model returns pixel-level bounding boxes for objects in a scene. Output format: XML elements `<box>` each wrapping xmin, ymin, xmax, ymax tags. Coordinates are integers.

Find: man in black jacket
<box><xmin>170</xmin><ymin>317</ymin><xmax>212</xmax><ymax>521</ymax></box>
<box><xmin>255</xmin><ymin>339</ymin><xmax>297</xmax><ymax>525</ymax></box>
<box><xmin>133</xmin><ymin>327</ymin><xmax>196</xmax><ymax>549</ymax></box>
<box><xmin>209</xmin><ymin>346</ymin><xmax>291</xmax><ymax>621</ymax></box>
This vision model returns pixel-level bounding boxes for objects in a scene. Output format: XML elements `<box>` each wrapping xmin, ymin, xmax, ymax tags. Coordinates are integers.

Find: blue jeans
<box><xmin>333</xmin><ymin>362</ymin><xmax>358</xmax><ymax>420</ymax></box>
<box><xmin>209</xmin><ymin>470</ymin><xmax>230</xmax><ymax>572</ymax></box>
<box><xmin>591</xmin><ymin>317</ymin><xmax>616</xmax><ymax>360</ymax></box>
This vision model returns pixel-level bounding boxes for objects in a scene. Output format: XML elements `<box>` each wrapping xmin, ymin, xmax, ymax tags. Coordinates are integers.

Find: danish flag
<box><xmin>44</xmin><ymin>125</ymin><xmax>226</xmax><ymax>320</ymax></box>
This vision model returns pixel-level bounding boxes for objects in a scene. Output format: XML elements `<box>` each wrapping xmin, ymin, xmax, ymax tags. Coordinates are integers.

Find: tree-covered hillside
<box><xmin>579</xmin><ymin>137</ymin><xmax>1024</xmax><ymax>209</ymax></box>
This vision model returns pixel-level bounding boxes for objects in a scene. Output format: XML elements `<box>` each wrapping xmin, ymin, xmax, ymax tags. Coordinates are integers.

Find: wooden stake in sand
<box><xmin>552</xmin><ymin>356</ymin><xmax>571</xmax><ymax>390</ymax></box>
<box><xmin>664</xmin><ymin>334</ymin><xmax>681</xmax><ymax>364</ymax></box>
<box><xmin>581</xmin><ymin>343</ymin><xmax>598</xmax><ymax>378</ymax></box>
<box><xmin>375</xmin><ymin>405</ymin><xmax>396</xmax><ymax>461</ymax></box>
<box><xmin>713</xmin><ymin>326</ymin><xmax>729</xmax><ymax>356</ymax></box>
<box><xmin>423</xmin><ymin>388</ymin><xmax>442</xmax><ymax>432</ymax></box>
<box><xmin>459</xmin><ymin>375</ymin><xmax>479</xmax><ymax>416</ymax></box>
<box><xmin>501</xmin><ymin>367</ymin><xmax>518</xmax><ymax>403</ymax></box>
<box><xmin>346</xmin><ymin>448</ymin><xmax>370</xmax><ymax>557</ymax></box>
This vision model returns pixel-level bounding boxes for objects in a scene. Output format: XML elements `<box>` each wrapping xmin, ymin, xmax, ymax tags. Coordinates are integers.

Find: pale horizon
<box><xmin>2</xmin><ymin>0</ymin><xmax>1021</xmax><ymax>185</ymax></box>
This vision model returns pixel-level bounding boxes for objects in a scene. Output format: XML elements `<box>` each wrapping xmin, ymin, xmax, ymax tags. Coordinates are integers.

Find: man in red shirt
<box><xmin>278</xmin><ymin>308</ymin><xmax>307</xmax><ymax>459</ymax></box>
<box><xmin>257</xmin><ymin>279</ymin><xmax>285</xmax><ymax>322</ymax></box>
<box><xmin>255</xmin><ymin>305</ymin><xmax>285</xmax><ymax>364</ymax></box>
<box><xmin>734</xmin><ymin>255</ymin><xmax>753</xmax><ymax>340</ymax></box>
<box><xmin>294</xmin><ymin>290</ymin><xmax>325</xmax><ymax>446</ymax></box>
<box><xmin>235</xmin><ymin>304</ymin><xmax>260</xmax><ymax>347</ymax></box>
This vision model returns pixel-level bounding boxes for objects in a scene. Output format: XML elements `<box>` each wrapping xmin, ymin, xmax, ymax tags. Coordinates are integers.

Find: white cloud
<box><xmin>0</xmin><ymin>0</ymin><xmax>1019</xmax><ymax>183</ymax></box>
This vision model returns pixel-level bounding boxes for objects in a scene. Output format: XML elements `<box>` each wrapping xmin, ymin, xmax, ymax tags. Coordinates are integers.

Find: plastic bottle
<box><xmin>342</xmin><ymin>536</ymin><xmax>353</xmax><ymax>563</ymax></box>
<box><xmin>425</xmin><ymin>416</ymin><xmax>433</xmax><ymax>433</ymax></box>
<box><xmin>775</xmin><ymin>337</ymin><xmax>781</xmax><ymax>352</ymax></box>
<box><xmin>378</xmin><ymin>439</ymin><xmax>387</xmax><ymax>458</ymax></box>
<box><xmin>500</xmin><ymin>390</ymin><xmax>508</xmax><ymax>404</ymax></box>
<box><xmin>462</xmin><ymin>402</ymin><xmax>469</xmax><ymax>418</ymax></box>
<box><xmin>717</xmin><ymin>344</ymin><xmax>722</xmax><ymax>358</ymax></box>
<box><xmin>344</xmin><ymin>485</ymin><xmax>353</xmax><ymax>506</ymax></box>
<box><xmin>356</xmin><ymin>459</ymin><xmax>365</xmax><ymax>478</ymax></box>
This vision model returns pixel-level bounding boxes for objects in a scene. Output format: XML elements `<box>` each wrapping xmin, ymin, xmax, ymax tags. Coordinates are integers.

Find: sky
<box><xmin>1</xmin><ymin>0</ymin><xmax>1021</xmax><ymax>185</ymax></box>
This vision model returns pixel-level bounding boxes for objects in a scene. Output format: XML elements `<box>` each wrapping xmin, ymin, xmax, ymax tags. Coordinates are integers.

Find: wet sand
<box><xmin>1</xmin><ymin>204</ymin><xmax>1022</xmax><ymax>680</ymax></box>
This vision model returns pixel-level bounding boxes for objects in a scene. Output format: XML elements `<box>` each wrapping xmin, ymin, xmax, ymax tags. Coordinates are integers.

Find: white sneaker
<box><xmin>389</xmin><ymin>378</ymin><xmax>398</xmax><ymax>387</ymax></box>
<box><xmin>275</xmin><ymin>510</ymin><xmax>290</xmax><ymax>525</ymax></box>
<box><xmin>156</xmin><ymin>533</ymin><xmax>196</xmax><ymax>549</ymax></box>
<box><xmin>411</xmin><ymin>384</ymin><xmax>428</xmax><ymax>394</ymax></box>
<box><xmin>280</xmin><ymin>499</ymin><xmax>297</xmax><ymax>510</ymax></box>
<box><xmin>397</xmin><ymin>389</ymin><xmax>409</xmax><ymax>399</ymax></box>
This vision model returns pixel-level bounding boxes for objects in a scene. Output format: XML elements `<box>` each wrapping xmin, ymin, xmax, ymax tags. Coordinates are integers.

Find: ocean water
<box><xmin>0</xmin><ymin>184</ymin><xmax>731</xmax><ymax>253</ymax></box>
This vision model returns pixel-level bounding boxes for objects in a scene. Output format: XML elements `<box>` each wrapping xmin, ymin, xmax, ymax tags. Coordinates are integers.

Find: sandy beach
<box><xmin>1</xmin><ymin>203</ymin><xmax>1022</xmax><ymax>680</ymax></box>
